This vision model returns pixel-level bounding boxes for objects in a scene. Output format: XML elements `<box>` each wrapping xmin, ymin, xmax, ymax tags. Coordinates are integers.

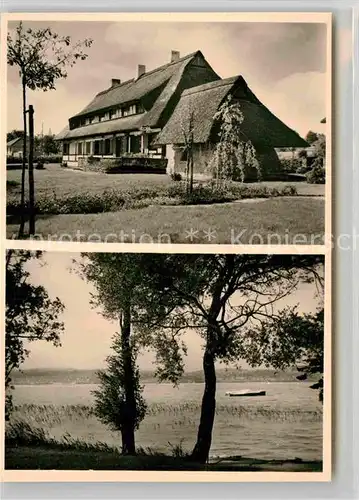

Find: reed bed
<box><xmin>8</xmin><ymin>402</ymin><xmax>323</xmax><ymax>460</ymax></box>
<box><xmin>13</xmin><ymin>402</ymin><xmax>322</xmax><ymax>423</ymax></box>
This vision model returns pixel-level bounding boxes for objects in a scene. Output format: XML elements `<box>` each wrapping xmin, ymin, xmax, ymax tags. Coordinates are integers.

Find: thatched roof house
<box><xmin>56</xmin><ymin>50</ymin><xmax>220</xmax><ymax>169</ymax></box>
<box><xmin>155</xmin><ymin>76</ymin><xmax>308</xmax><ymax>179</ymax></box>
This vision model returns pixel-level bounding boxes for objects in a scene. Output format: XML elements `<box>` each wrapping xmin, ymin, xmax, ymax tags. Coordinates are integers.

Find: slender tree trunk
<box><xmin>18</xmin><ymin>77</ymin><xmax>27</xmax><ymax>238</ymax></box>
<box><xmin>189</xmin><ymin>148</ymin><xmax>194</xmax><ymax>194</ymax></box>
<box><xmin>28</xmin><ymin>105</ymin><xmax>35</xmax><ymax>234</ymax></box>
<box><xmin>120</xmin><ymin>299</ymin><xmax>137</xmax><ymax>455</ymax></box>
<box><xmin>190</xmin><ymin>346</ymin><xmax>216</xmax><ymax>463</ymax></box>
<box><xmin>186</xmin><ymin>150</ymin><xmax>190</xmax><ymax>195</ymax></box>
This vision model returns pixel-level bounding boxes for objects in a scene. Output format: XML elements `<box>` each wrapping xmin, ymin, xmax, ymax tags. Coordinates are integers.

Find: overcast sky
<box><xmin>7</xmin><ymin>20</ymin><xmax>328</xmax><ymax>137</ymax></box>
<box><xmin>21</xmin><ymin>252</ymin><xmax>322</xmax><ymax>372</ymax></box>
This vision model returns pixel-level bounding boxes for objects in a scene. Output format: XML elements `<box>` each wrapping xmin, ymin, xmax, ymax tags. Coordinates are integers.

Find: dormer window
<box><xmin>123</xmin><ymin>104</ymin><xmax>136</xmax><ymax>117</ymax></box>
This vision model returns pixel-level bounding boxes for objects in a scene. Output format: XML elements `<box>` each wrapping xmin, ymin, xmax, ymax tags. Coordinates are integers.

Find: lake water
<box><xmin>13</xmin><ymin>381</ymin><xmax>323</xmax><ymax>460</ymax></box>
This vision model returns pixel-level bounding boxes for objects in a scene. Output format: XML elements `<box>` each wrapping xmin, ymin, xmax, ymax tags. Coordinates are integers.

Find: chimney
<box><xmin>111</xmin><ymin>78</ymin><xmax>121</xmax><ymax>87</ymax></box>
<box><xmin>137</xmin><ymin>64</ymin><xmax>146</xmax><ymax>78</ymax></box>
<box><xmin>171</xmin><ymin>50</ymin><xmax>180</xmax><ymax>63</ymax></box>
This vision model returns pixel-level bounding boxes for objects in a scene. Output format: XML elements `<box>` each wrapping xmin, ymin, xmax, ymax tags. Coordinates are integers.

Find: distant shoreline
<box><xmin>12</xmin><ymin>368</ymin><xmax>319</xmax><ymax>385</ymax></box>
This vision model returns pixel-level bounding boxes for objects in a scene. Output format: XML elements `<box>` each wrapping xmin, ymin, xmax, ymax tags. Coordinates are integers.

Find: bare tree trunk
<box><xmin>28</xmin><ymin>105</ymin><xmax>35</xmax><ymax>235</ymax></box>
<box><xmin>18</xmin><ymin>78</ymin><xmax>27</xmax><ymax>238</ymax></box>
<box><xmin>186</xmin><ymin>151</ymin><xmax>190</xmax><ymax>195</ymax></box>
<box><xmin>190</xmin><ymin>345</ymin><xmax>216</xmax><ymax>463</ymax></box>
<box><xmin>120</xmin><ymin>299</ymin><xmax>136</xmax><ymax>455</ymax></box>
<box><xmin>189</xmin><ymin>150</ymin><xmax>194</xmax><ymax>194</ymax></box>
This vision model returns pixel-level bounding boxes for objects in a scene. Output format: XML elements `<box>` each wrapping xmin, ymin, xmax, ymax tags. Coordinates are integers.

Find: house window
<box><xmin>94</xmin><ymin>140</ymin><xmax>101</xmax><ymax>155</ymax></box>
<box><xmin>104</xmin><ymin>138</ymin><xmax>112</xmax><ymax>155</ymax></box>
<box><xmin>63</xmin><ymin>143</ymin><xmax>69</xmax><ymax>155</ymax></box>
<box><xmin>109</xmin><ymin>109</ymin><xmax>117</xmax><ymax>120</ymax></box>
<box><xmin>129</xmin><ymin>135</ymin><xmax>141</xmax><ymax>154</ymax></box>
<box><xmin>77</xmin><ymin>142</ymin><xmax>83</xmax><ymax>155</ymax></box>
<box><xmin>85</xmin><ymin>142</ymin><xmax>91</xmax><ymax>155</ymax></box>
<box><xmin>122</xmin><ymin>104</ymin><xmax>137</xmax><ymax>117</ymax></box>
<box><xmin>136</xmin><ymin>103</ymin><xmax>144</xmax><ymax>114</ymax></box>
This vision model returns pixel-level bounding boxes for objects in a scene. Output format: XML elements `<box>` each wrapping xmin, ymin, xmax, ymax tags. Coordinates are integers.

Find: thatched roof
<box><xmin>70</xmin><ymin>50</ymin><xmax>208</xmax><ymax>129</ymax></box>
<box><xmin>55</xmin><ymin>114</ymin><xmax>142</xmax><ymax>140</ymax></box>
<box><xmin>155</xmin><ymin>76</ymin><xmax>308</xmax><ymax>148</ymax></box>
<box><xmin>7</xmin><ymin>137</ymin><xmax>24</xmax><ymax>147</ymax></box>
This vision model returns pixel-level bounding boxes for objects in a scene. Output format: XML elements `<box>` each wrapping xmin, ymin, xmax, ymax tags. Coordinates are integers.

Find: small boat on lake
<box><xmin>225</xmin><ymin>390</ymin><xmax>266</xmax><ymax>397</ymax></box>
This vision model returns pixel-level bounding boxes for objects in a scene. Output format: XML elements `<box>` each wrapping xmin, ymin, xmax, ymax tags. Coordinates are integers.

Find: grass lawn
<box><xmin>5</xmin><ymin>446</ymin><xmax>322</xmax><ymax>471</ymax></box>
<box><xmin>7</xmin><ymin>164</ymin><xmax>173</xmax><ymax>198</ymax></box>
<box><xmin>7</xmin><ymin>196</ymin><xmax>325</xmax><ymax>244</ymax></box>
<box><xmin>7</xmin><ymin>164</ymin><xmax>325</xmax><ymax>198</ymax></box>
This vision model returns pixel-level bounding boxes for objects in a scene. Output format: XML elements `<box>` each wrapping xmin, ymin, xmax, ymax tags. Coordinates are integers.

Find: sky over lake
<box><xmin>22</xmin><ymin>252</ymin><xmax>322</xmax><ymax>372</ymax></box>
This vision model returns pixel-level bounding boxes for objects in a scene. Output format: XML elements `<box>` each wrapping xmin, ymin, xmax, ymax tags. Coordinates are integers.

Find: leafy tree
<box><xmin>7</xmin><ymin>129</ymin><xmax>25</xmax><ymax>142</ymax></box>
<box><xmin>5</xmin><ymin>250</ymin><xmax>65</xmax><ymax>420</ymax></box>
<box><xmin>135</xmin><ymin>254</ymin><xmax>324</xmax><ymax>463</ymax></box>
<box><xmin>7</xmin><ymin>21</ymin><xmax>93</xmax><ymax>237</ymax></box>
<box><xmin>79</xmin><ymin>253</ymin><xmax>153</xmax><ymax>454</ymax></box>
<box><xmin>305</xmin><ymin>130</ymin><xmax>319</xmax><ymax>145</ymax></box>
<box><xmin>35</xmin><ymin>134</ymin><xmax>60</xmax><ymax>156</ymax></box>
<box><xmin>241</xmin><ymin>307</ymin><xmax>324</xmax><ymax>402</ymax></box>
<box><xmin>93</xmin><ymin>331</ymin><xmax>147</xmax><ymax>451</ymax></box>
<box><xmin>208</xmin><ymin>95</ymin><xmax>260</xmax><ymax>185</ymax></box>
<box><xmin>307</xmin><ymin>134</ymin><xmax>326</xmax><ymax>184</ymax></box>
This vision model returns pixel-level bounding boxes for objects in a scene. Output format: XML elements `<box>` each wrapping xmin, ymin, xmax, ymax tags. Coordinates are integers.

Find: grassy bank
<box><xmin>5</xmin><ymin>446</ymin><xmax>323</xmax><ymax>471</ymax></box>
<box><xmin>5</xmin><ymin>420</ymin><xmax>322</xmax><ymax>471</ymax></box>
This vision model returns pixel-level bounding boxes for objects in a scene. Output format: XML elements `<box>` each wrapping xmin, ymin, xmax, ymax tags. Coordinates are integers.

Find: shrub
<box><xmin>280</xmin><ymin>158</ymin><xmax>303</xmax><ymax>173</ymax></box>
<box><xmin>36</xmin><ymin>155</ymin><xmax>62</xmax><ymax>164</ymax></box>
<box><xmin>36</xmin><ymin>161</ymin><xmax>45</xmax><ymax>170</ymax></box>
<box><xmin>87</xmin><ymin>155</ymin><xmax>99</xmax><ymax>165</ymax></box>
<box><xmin>306</xmin><ymin>165</ymin><xmax>325</xmax><ymax>184</ymax></box>
<box><xmin>281</xmin><ymin>185</ymin><xmax>298</xmax><ymax>196</ymax></box>
<box><xmin>171</xmin><ymin>172</ymin><xmax>182</xmax><ymax>182</ymax></box>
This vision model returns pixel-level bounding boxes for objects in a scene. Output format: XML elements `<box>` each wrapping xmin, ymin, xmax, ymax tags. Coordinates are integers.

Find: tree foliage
<box><xmin>79</xmin><ymin>253</ymin><xmax>157</xmax><ymax>453</ymax></box>
<box><xmin>35</xmin><ymin>134</ymin><xmax>60</xmax><ymax>155</ymax></box>
<box><xmin>7</xmin><ymin>129</ymin><xmax>25</xmax><ymax>142</ymax></box>
<box><xmin>305</xmin><ymin>130</ymin><xmax>319</xmax><ymax>145</ymax></box>
<box><xmin>5</xmin><ymin>250</ymin><xmax>65</xmax><ymax>419</ymax></box>
<box><xmin>241</xmin><ymin>307</ymin><xmax>324</xmax><ymax>401</ymax></box>
<box><xmin>208</xmin><ymin>95</ymin><xmax>260</xmax><ymax>184</ymax></box>
<box><xmin>92</xmin><ymin>333</ymin><xmax>147</xmax><ymax>434</ymax></box>
<box><xmin>307</xmin><ymin>133</ymin><xmax>326</xmax><ymax>184</ymax></box>
<box><xmin>7</xmin><ymin>22</ymin><xmax>93</xmax><ymax>91</ymax></box>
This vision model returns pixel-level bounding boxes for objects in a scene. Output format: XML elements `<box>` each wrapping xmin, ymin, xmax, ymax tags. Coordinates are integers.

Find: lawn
<box><xmin>7</xmin><ymin>163</ymin><xmax>325</xmax><ymax>198</ymax></box>
<box><xmin>7</xmin><ymin>164</ymin><xmax>173</xmax><ymax>198</ymax></box>
<box><xmin>7</xmin><ymin>196</ymin><xmax>325</xmax><ymax>244</ymax></box>
<box><xmin>7</xmin><ymin>164</ymin><xmax>325</xmax><ymax>243</ymax></box>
